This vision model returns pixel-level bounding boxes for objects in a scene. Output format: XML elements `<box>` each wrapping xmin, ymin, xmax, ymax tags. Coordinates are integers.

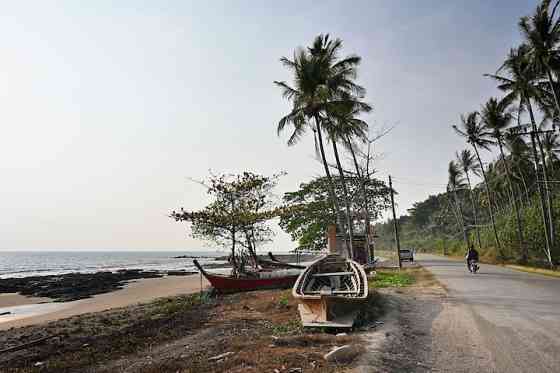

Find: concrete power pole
<box><xmin>389</xmin><ymin>175</ymin><xmax>402</xmax><ymax>269</ymax></box>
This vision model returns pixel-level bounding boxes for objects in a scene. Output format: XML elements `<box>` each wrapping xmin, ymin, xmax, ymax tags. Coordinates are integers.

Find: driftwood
<box><xmin>0</xmin><ymin>334</ymin><xmax>60</xmax><ymax>355</ymax></box>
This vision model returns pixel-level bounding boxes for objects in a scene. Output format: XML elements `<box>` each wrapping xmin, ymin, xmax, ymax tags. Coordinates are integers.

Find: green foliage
<box><xmin>171</xmin><ymin>172</ymin><xmax>284</xmax><ymax>270</ymax></box>
<box><xmin>280</xmin><ymin>175</ymin><xmax>391</xmax><ymax>250</ymax></box>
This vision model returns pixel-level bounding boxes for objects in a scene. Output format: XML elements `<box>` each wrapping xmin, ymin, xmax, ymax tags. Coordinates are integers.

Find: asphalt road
<box><xmin>417</xmin><ymin>254</ymin><xmax>560</xmax><ymax>373</ymax></box>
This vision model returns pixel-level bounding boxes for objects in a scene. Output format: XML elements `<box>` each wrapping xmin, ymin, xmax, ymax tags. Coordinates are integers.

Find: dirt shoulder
<box><xmin>350</xmin><ymin>264</ymin><xmax>447</xmax><ymax>373</ymax></box>
<box><xmin>0</xmin><ymin>287</ymin><xmax>367</xmax><ymax>373</ymax></box>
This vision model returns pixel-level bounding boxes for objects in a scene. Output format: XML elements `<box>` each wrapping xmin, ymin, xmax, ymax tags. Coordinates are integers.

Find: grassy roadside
<box><xmin>503</xmin><ymin>264</ymin><xmax>560</xmax><ymax>278</ymax></box>
<box><xmin>369</xmin><ymin>265</ymin><xmax>439</xmax><ymax>289</ymax></box>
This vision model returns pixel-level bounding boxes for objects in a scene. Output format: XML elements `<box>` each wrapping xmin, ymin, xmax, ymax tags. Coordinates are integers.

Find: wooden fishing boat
<box><xmin>193</xmin><ymin>260</ymin><xmax>301</xmax><ymax>293</ymax></box>
<box><xmin>292</xmin><ymin>254</ymin><xmax>368</xmax><ymax>328</ymax></box>
<box><xmin>263</xmin><ymin>252</ymin><xmax>306</xmax><ymax>269</ymax></box>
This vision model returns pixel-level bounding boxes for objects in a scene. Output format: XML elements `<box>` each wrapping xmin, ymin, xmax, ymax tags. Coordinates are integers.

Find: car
<box><xmin>399</xmin><ymin>248</ymin><xmax>414</xmax><ymax>262</ymax></box>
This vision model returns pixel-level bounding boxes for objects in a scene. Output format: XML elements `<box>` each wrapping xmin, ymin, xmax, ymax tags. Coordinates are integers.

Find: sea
<box><xmin>0</xmin><ymin>251</ymin><xmax>227</xmax><ymax>279</ymax></box>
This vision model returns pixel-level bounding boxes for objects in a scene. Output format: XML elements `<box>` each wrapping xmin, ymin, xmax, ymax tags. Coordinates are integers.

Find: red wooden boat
<box><xmin>193</xmin><ymin>259</ymin><xmax>301</xmax><ymax>293</ymax></box>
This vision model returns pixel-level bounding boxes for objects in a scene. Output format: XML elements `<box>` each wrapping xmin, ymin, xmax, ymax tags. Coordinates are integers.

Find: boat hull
<box><xmin>203</xmin><ymin>272</ymin><xmax>299</xmax><ymax>293</ymax></box>
<box><xmin>193</xmin><ymin>259</ymin><xmax>299</xmax><ymax>293</ymax></box>
<box><xmin>292</xmin><ymin>255</ymin><xmax>368</xmax><ymax>328</ymax></box>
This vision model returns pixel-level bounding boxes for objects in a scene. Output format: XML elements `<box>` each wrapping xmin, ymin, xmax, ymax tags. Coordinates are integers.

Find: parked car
<box><xmin>399</xmin><ymin>248</ymin><xmax>414</xmax><ymax>262</ymax></box>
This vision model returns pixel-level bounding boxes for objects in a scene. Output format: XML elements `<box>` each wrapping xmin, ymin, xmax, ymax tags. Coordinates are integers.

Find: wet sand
<box><xmin>0</xmin><ymin>274</ymin><xmax>209</xmax><ymax>330</ymax></box>
<box><xmin>0</xmin><ymin>293</ymin><xmax>52</xmax><ymax>307</ymax></box>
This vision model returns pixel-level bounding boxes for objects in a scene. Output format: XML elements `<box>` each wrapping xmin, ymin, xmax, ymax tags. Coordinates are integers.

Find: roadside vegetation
<box><xmin>376</xmin><ymin>0</ymin><xmax>560</xmax><ymax>270</ymax></box>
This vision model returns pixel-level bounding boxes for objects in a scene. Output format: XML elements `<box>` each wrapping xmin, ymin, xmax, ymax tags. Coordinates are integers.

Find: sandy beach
<box><xmin>0</xmin><ymin>274</ymin><xmax>209</xmax><ymax>330</ymax></box>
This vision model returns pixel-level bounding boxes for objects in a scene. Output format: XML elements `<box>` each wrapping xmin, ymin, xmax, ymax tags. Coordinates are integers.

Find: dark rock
<box><xmin>0</xmin><ymin>270</ymin><xmax>164</xmax><ymax>302</ymax></box>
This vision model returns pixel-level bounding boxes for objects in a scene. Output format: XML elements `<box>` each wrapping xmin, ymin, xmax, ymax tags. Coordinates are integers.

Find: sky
<box><xmin>0</xmin><ymin>0</ymin><xmax>539</xmax><ymax>251</ymax></box>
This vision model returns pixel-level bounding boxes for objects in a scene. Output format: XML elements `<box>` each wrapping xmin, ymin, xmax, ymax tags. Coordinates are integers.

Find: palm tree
<box><xmin>456</xmin><ymin>149</ymin><xmax>483</xmax><ymax>250</ymax></box>
<box><xmin>539</xmin><ymin>119</ymin><xmax>560</xmax><ymax>175</ymax></box>
<box><xmin>505</xmin><ymin>133</ymin><xmax>533</xmax><ymax>205</ymax></box>
<box><xmin>452</xmin><ymin>112</ymin><xmax>502</xmax><ymax>254</ymax></box>
<box><xmin>485</xmin><ymin>45</ymin><xmax>554</xmax><ymax>264</ymax></box>
<box><xmin>519</xmin><ymin>0</ymin><xmax>560</xmax><ymax>120</ymax></box>
<box><xmin>275</xmin><ymin>34</ymin><xmax>370</xmax><ymax>258</ymax></box>
<box><xmin>481</xmin><ymin>97</ymin><xmax>527</xmax><ymax>262</ymax></box>
<box><xmin>448</xmin><ymin>160</ymin><xmax>469</xmax><ymax>247</ymax></box>
<box><xmin>326</xmin><ymin>101</ymin><xmax>371</xmax><ymax>259</ymax></box>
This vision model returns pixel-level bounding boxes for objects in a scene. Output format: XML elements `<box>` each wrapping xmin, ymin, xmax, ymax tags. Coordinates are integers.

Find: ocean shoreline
<box><xmin>0</xmin><ymin>274</ymin><xmax>210</xmax><ymax>330</ymax></box>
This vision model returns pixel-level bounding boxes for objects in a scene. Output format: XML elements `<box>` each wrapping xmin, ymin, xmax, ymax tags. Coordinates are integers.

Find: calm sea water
<box><xmin>0</xmin><ymin>251</ymin><xmax>225</xmax><ymax>279</ymax></box>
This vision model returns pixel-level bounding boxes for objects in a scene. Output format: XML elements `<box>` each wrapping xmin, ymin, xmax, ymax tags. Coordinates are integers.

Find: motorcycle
<box><xmin>468</xmin><ymin>259</ymin><xmax>479</xmax><ymax>274</ymax></box>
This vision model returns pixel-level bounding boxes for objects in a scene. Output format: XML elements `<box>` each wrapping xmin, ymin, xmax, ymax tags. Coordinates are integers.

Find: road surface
<box><xmin>418</xmin><ymin>254</ymin><xmax>560</xmax><ymax>373</ymax></box>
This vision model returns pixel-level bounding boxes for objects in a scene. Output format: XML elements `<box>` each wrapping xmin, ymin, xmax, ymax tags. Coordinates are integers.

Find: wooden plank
<box><xmin>312</xmin><ymin>272</ymin><xmax>353</xmax><ymax>277</ymax></box>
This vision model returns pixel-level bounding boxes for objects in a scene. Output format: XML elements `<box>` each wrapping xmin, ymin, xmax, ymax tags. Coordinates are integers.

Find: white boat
<box><xmin>292</xmin><ymin>254</ymin><xmax>368</xmax><ymax>328</ymax></box>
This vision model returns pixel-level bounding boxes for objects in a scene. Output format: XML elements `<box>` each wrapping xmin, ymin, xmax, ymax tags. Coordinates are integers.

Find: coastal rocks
<box><xmin>172</xmin><ymin>255</ymin><xmax>215</xmax><ymax>259</ymax></box>
<box><xmin>166</xmin><ymin>270</ymin><xmax>197</xmax><ymax>276</ymax></box>
<box><xmin>0</xmin><ymin>270</ymin><xmax>163</xmax><ymax>302</ymax></box>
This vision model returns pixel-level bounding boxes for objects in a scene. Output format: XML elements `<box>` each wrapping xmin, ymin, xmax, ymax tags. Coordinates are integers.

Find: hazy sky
<box><xmin>0</xmin><ymin>1</ymin><xmax>537</xmax><ymax>251</ymax></box>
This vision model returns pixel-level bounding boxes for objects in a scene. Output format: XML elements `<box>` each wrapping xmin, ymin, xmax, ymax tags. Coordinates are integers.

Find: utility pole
<box><xmin>389</xmin><ymin>175</ymin><xmax>402</xmax><ymax>269</ymax></box>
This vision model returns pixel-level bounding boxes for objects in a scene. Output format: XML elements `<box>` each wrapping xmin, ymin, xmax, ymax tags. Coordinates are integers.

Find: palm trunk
<box><xmin>446</xmin><ymin>188</ymin><xmax>463</xmax><ymax>233</ymax></box>
<box><xmin>516</xmin><ymin>163</ymin><xmax>531</xmax><ymax>206</ymax></box>
<box><xmin>332</xmin><ymin>140</ymin><xmax>354</xmax><ymax>259</ymax></box>
<box><xmin>453</xmin><ymin>187</ymin><xmax>469</xmax><ymax>247</ymax></box>
<box><xmin>498</xmin><ymin>138</ymin><xmax>526</xmax><ymax>263</ymax></box>
<box><xmin>535</xmin><ymin>132</ymin><xmax>556</xmax><ymax>252</ymax></box>
<box><xmin>527</xmin><ymin>100</ymin><xmax>554</xmax><ymax>267</ymax></box>
<box><xmin>346</xmin><ymin>136</ymin><xmax>373</xmax><ymax>261</ymax></box>
<box><xmin>464</xmin><ymin>171</ymin><xmax>482</xmax><ymax>250</ymax></box>
<box><xmin>472</xmin><ymin>143</ymin><xmax>502</xmax><ymax>254</ymax></box>
<box><xmin>314</xmin><ymin>116</ymin><xmax>349</xmax><ymax>257</ymax></box>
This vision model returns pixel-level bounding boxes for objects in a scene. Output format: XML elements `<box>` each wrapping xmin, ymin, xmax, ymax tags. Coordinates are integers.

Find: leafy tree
<box><xmin>279</xmin><ymin>176</ymin><xmax>390</xmax><ymax>251</ymax></box>
<box><xmin>171</xmin><ymin>172</ymin><xmax>282</xmax><ymax>275</ymax></box>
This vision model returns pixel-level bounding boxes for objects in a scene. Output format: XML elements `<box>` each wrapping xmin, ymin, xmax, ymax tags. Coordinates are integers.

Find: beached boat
<box><xmin>262</xmin><ymin>252</ymin><xmax>306</xmax><ymax>269</ymax></box>
<box><xmin>292</xmin><ymin>254</ymin><xmax>368</xmax><ymax>328</ymax></box>
<box><xmin>193</xmin><ymin>260</ymin><xmax>301</xmax><ymax>293</ymax></box>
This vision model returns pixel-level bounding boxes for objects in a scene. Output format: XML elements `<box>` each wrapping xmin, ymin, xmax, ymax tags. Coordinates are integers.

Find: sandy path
<box><xmin>0</xmin><ymin>274</ymin><xmax>209</xmax><ymax>330</ymax></box>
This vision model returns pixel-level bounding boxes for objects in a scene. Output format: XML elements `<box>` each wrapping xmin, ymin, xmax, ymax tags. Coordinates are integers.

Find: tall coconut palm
<box><xmin>485</xmin><ymin>45</ymin><xmax>554</xmax><ymax>264</ymax></box>
<box><xmin>539</xmin><ymin>118</ymin><xmax>560</xmax><ymax>175</ymax></box>
<box><xmin>275</xmin><ymin>34</ymin><xmax>370</xmax><ymax>258</ymax></box>
<box><xmin>505</xmin><ymin>133</ymin><xmax>533</xmax><ymax>205</ymax></box>
<box><xmin>448</xmin><ymin>160</ymin><xmax>469</xmax><ymax>247</ymax></box>
<box><xmin>456</xmin><ymin>149</ymin><xmax>483</xmax><ymax>250</ymax></box>
<box><xmin>310</xmin><ymin>36</ymin><xmax>371</xmax><ymax>259</ymax></box>
<box><xmin>325</xmin><ymin>101</ymin><xmax>371</xmax><ymax>259</ymax></box>
<box><xmin>481</xmin><ymin>97</ymin><xmax>527</xmax><ymax>262</ymax></box>
<box><xmin>452</xmin><ymin>112</ymin><xmax>502</xmax><ymax>254</ymax></box>
<box><xmin>519</xmin><ymin>0</ymin><xmax>560</xmax><ymax>120</ymax></box>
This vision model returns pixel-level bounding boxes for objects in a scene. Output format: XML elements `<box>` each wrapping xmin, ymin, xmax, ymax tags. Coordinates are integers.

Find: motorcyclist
<box><xmin>466</xmin><ymin>246</ymin><xmax>479</xmax><ymax>272</ymax></box>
